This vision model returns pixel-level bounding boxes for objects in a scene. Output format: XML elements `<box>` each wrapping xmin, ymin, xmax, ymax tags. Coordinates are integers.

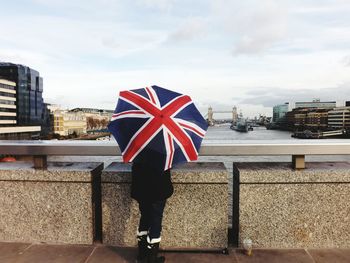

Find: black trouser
<box><xmin>138</xmin><ymin>199</ymin><xmax>167</xmax><ymax>239</ymax></box>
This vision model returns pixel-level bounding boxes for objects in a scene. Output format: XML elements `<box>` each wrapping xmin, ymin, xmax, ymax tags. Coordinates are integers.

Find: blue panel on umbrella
<box><xmin>130</xmin><ymin>88</ymin><xmax>149</xmax><ymax>100</ymax></box>
<box><xmin>173</xmin><ymin>103</ymin><xmax>208</xmax><ymax>131</ymax></box>
<box><xmin>152</xmin><ymin>85</ymin><xmax>182</xmax><ymax>107</ymax></box>
<box><xmin>108</xmin><ymin>118</ymin><xmax>149</xmax><ymax>151</ymax></box>
<box><xmin>116</xmin><ymin>98</ymin><xmax>140</xmax><ymax>111</ymax></box>
<box><xmin>171</xmin><ymin>140</ymin><xmax>188</xmax><ymax>166</ymax></box>
<box><xmin>184</xmin><ymin>129</ymin><xmax>203</xmax><ymax>151</ymax></box>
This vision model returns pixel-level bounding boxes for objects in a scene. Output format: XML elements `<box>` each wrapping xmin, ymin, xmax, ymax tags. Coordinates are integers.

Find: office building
<box><xmin>327</xmin><ymin>107</ymin><xmax>350</xmax><ymax>130</ymax></box>
<box><xmin>272</xmin><ymin>103</ymin><xmax>293</xmax><ymax>123</ymax></box>
<box><xmin>0</xmin><ymin>63</ymin><xmax>44</xmax><ymax>126</ymax></box>
<box><xmin>0</xmin><ymin>79</ymin><xmax>41</xmax><ymax>139</ymax></box>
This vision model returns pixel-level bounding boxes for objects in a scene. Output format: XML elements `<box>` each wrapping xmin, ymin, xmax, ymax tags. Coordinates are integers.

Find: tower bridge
<box><xmin>205</xmin><ymin>106</ymin><xmax>238</xmax><ymax>126</ymax></box>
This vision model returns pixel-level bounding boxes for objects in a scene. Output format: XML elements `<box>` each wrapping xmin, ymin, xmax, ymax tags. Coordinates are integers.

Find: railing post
<box><xmin>292</xmin><ymin>155</ymin><xmax>305</xmax><ymax>169</ymax></box>
<box><xmin>33</xmin><ymin>155</ymin><xmax>48</xmax><ymax>170</ymax></box>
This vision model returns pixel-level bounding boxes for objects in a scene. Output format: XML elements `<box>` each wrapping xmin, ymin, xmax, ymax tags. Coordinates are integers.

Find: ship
<box><xmin>230</xmin><ymin>119</ymin><xmax>249</xmax><ymax>132</ymax></box>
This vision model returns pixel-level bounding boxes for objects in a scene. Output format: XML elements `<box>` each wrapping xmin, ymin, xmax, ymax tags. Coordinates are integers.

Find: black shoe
<box><xmin>137</xmin><ymin>234</ymin><xmax>148</xmax><ymax>261</ymax></box>
<box><xmin>147</xmin><ymin>239</ymin><xmax>165</xmax><ymax>263</ymax></box>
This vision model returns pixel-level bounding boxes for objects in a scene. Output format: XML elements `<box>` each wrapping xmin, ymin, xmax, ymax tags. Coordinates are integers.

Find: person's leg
<box><xmin>147</xmin><ymin>199</ymin><xmax>167</xmax><ymax>263</ymax></box>
<box><xmin>148</xmin><ymin>199</ymin><xmax>166</xmax><ymax>239</ymax></box>
<box><xmin>137</xmin><ymin>200</ymin><xmax>152</xmax><ymax>261</ymax></box>
<box><xmin>138</xmin><ymin>200</ymin><xmax>152</xmax><ymax>233</ymax></box>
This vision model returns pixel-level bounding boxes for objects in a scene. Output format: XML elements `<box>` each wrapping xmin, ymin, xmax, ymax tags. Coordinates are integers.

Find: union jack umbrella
<box><xmin>108</xmin><ymin>85</ymin><xmax>208</xmax><ymax>171</ymax></box>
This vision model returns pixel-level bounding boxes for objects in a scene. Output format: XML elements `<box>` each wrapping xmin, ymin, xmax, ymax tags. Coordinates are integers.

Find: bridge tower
<box><xmin>208</xmin><ymin>106</ymin><xmax>214</xmax><ymax>125</ymax></box>
<box><xmin>232</xmin><ymin>106</ymin><xmax>238</xmax><ymax>124</ymax></box>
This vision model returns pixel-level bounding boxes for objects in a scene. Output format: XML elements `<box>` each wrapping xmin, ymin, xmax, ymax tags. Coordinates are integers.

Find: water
<box><xmin>204</xmin><ymin>124</ymin><xmax>294</xmax><ymax>142</ymax></box>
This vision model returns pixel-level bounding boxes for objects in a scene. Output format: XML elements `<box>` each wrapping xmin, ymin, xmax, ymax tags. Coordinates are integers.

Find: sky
<box><xmin>1</xmin><ymin>0</ymin><xmax>350</xmax><ymax>118</ymax></box>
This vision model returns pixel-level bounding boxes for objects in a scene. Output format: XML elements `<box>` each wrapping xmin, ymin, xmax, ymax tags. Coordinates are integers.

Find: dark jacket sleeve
<box><xmin>131</xmin><ymin>162</ymin><xmax>173</xmax><ymax>202</ymax></box>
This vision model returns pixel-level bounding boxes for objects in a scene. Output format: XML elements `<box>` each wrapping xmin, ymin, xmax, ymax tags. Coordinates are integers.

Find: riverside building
<box><xmin>327</xmin><ymin>107</ymin><xmax>350</xmax><ymax>131</ymax></box>
<box><xmin>52</xmin><ymin>109</ymin><xmax>87</xmax><ymax>136</ymax></box>
<box><xmin>0</xmin><ymin>63</ymin><xmax>44</xmax><ymax>127</ymax></box>
<box><xmin>0</xmin><ymin>79</ymin><xmax>40</xmax><ymax>139</ymax></box>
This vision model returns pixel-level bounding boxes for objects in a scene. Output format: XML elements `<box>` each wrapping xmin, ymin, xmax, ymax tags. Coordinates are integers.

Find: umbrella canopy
<box><xmin>108</xmin><ymin>85</ymin><xmax>208</xmax><ymax>171</ymax></box>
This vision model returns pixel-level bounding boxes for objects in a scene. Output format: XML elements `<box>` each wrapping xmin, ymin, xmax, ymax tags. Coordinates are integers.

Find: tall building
<box><xmin>0</xmin><ymin>63</ymin><xmax>44</xmax><ymax>126</ymax></box>
<box><xmin>272</xmin><ymin>103</ymin><xmax>292</xmax><ymax>123</ymax></box>
<box><xmin>0</xmin><ymin>78</ymin><xmax>41</xmax><ymax>139</ymax></box>
<box><xmin>0</xmin><ymin>79</ymin><xmax>16</xmax><ymax>126</ymax></box>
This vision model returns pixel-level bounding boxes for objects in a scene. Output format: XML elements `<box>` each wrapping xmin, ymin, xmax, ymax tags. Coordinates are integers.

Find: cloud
<box><xmin>166</xmin><ymin>17</ymin><xmax>207</xmax><ymax>43</ymax></box>
<box><xmin>137</xmin><ymin>0</ymin><xmax>175</xmax><ymax>11</ymax></box>
<box><xmin>341</xmin><ymin>55</ymin><xmax>350</xmax><ymax>67</ymax></box>
<box><xmin>211</xmin><ymin>0</ymin><xmax>288</xmax><ymax>55</ymax></box>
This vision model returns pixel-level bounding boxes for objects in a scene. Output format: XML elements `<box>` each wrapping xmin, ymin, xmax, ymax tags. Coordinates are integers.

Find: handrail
<box><xmin>1</xmin><ymin>139</ymin><xmax>350</xmax><ymax>156</ymax></box>
<box><xmin>1</xmin><ymin>139</ymin><xmax>350</xmax><ymax>169</ymax></box>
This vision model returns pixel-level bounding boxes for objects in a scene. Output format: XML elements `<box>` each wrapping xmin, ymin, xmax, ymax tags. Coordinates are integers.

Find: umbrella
<box><xmin>108</xmin><ymin>85</ymin><xmax>208</xmax><ymax>171</ymax></box>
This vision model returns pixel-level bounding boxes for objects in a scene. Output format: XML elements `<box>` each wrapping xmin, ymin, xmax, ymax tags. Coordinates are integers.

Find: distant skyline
<box><xmin>1</xmin><ymin>0</ymin><xmax>350</xmax><ymax>117</ymax></box>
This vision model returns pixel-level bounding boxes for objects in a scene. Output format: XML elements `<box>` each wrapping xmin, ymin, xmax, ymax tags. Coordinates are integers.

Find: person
<box><xmin>131</xmin><ymin>161</ymin><xmax>173</xmax><ymax>263</ymax></box>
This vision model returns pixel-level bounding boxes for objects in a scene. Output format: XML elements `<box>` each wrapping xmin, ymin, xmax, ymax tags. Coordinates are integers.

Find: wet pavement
<box><xmin>1</xmin><ymin>242</ymin><xmax>350</xmax><ymax>263</ymax></box>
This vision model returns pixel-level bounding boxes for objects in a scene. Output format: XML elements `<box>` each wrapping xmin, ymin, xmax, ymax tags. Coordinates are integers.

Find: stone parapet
<box><xmin>102</xmin><ymin>162</ymin><xmax>228</xmax><ymax>249</ymax></box>
<box><xmin>0</xmin><ymin>161</ymin><xmax>103</xmax><ymax>244</ymax></box>
<box><xmin>234</xmin><ymin>162</ymin><xmax>350</xmax><ymax>248</ymax></box>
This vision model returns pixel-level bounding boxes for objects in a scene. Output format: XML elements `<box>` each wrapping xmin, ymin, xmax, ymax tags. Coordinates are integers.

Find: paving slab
<box><xmin>86</xmin><ymin>246</ymin><xmax>137</xmax><ymax>263</ymax></box>
<box><xmin>0</xmin><ymin>242</ymin><xmax>31</xmax><ymax>263</ymax></box>
<box><xmin>307</xmin><ymin>249</ymin><xmax>350</xmax><ymax>263</ymax></box>
<box><xmin>234</xmin><ymin>249</ymin><xmax>314</xmax><ymax>263</ymax></box>
<box><xmin>14</xmin><ymin>244</ymin><xmax>94</xmax><ymax>263</ymax></box>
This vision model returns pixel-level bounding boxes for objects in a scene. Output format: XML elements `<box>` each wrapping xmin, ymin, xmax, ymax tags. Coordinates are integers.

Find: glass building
<box><xmin>273</xmin><ymin>103</ymin><xmax>291</xmax><ymax>123</ymax></box>
<box><xmin>0</xmin><ymin>63</ymin><xmax>43</xmax><ymax>126</ymax></box>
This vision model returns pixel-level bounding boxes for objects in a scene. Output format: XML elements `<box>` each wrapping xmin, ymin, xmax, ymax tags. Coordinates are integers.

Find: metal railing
<box><xmin>1</xmin><ymin>139</ymin><xmax>350</xmax><ymax>169</ymax></box>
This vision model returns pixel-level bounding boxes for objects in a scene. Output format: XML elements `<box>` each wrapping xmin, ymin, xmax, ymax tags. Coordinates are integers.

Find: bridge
<box><xmin>205</xmin><ymin>106</ymin><xmax>239</xmax><ymax>125</ymax></box>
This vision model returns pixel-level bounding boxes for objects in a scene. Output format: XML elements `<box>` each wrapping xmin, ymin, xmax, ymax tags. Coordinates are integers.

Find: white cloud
<box><xmin>211</xmin><ymin>0</ymin><xmax>288</xmax><ymax>54</ymax></box>
<box><xmin>137</xmin><ymin>0</ymin><xmax>175</xmax><ymax>11</ymax></box>
<box><xmin>341</xmin><ymin>55</ymin><xmax>350</xmax><ymax>67</ymax></box>
<box><xmin>166</xmin><ymin>17</ymin><xmax>208</xmax><ymax>43</ymax></box>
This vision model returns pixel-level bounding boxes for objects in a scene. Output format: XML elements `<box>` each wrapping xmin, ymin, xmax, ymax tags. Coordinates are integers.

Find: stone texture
<box><xmin>0</xmin><ymin>162</ymin><xmax>103</xmax><ymax>244</ymax></box>
<box><xmin>103</xmin><ymin>162</ymin><xmax>227</xmax><ymax>183</ymax></box>
<box><xmin>237</xmin><ymin>162</ymin><xmax>350</xmax><ymax>183</ymax></box>
<box><xmin>0</xmin><ymin>161</ymin><xmax>101</xmax><ymax>182</ymax></box>
<box><xmin>102</xmin><ymin>162</ymin><xmax>228</xmax><ymax>249</ymax></box>
<box><xmin>236</xmin><ymin>162</ymin><xmax>350</xmax><ymax>248</ymax></box>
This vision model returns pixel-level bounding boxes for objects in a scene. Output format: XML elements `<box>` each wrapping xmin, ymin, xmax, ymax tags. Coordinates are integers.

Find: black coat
<box><xmin>131</xmin><ymin>162</ymin><xmax>173</xmax><ymax>202</ymax></box>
